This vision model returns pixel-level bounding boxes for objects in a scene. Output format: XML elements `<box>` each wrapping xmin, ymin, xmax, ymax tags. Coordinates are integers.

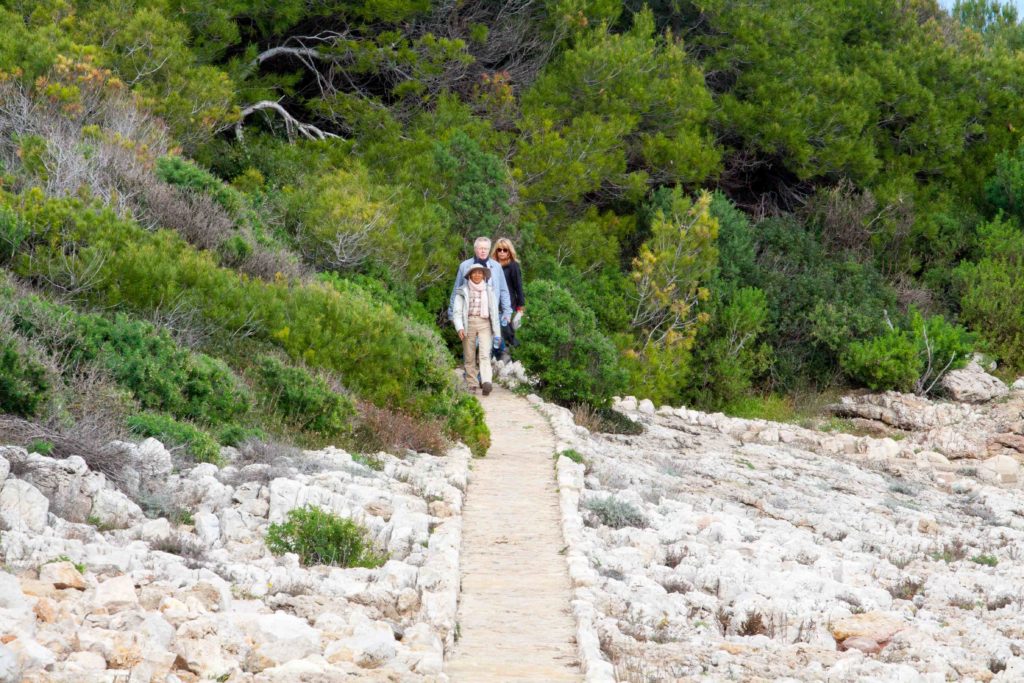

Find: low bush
<box><xmin>841</xmin><ymin>310</ymin><xmax>973</xmax><ymax>394</ymax></box>
<box><xmin>265</xmin><ymin>505</ymin><xmax>387</xmax><ymax>568</ymax></box>
<box><xmin>444</xmin><ymin>393</ymin><xmax>489</xmax><ymax>457</ymax></box>
<box><xmin>126</xmin><ymin>412</ymin><xmax>222</xmax><ymax>465</ymax></box>
<box><xmin>585</xmin><ymin>496</ymin><xmax>648</xmax><ymax>529</ymax></box>
<box><xmin>12</xmin><ymin>297</ymin><xmax>251</xmax><ymax>425</ymax></box>
<box><xmin>252</xmin><ymin>355</ymin><xmax>354</xmax><ymax>438</ymax></box>
<box><xmin>516</xmin><ymin>280</ymin><xmax>627</xmax><ymax>408</ymax></box>
<box><xmin>0</xmin><ymin>336</ymin><xmax>50</xmax><ymax>417</ymax></box>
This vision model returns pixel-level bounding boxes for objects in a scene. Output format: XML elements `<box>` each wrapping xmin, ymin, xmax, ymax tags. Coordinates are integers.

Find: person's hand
<box><xmin>458</xmin><ymin>330</ymin><xmax>465</xmax><ymax>340</ymax></box>
<box><xmin>501</xmin><ymin>315</ymin><xmax>510</xmax><ymax>327</ymax></box>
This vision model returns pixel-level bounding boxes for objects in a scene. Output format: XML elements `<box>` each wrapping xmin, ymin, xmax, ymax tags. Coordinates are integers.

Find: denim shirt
<box><xmin>448</xmin><ymin>257</ymin><xmax>511</xmax><ymax>323</ymax></box>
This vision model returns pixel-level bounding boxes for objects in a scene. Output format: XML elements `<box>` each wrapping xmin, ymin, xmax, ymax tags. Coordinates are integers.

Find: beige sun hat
<box><xmin>465</xmin><ymin>263</ymin><xmax>491</xmax><ymax>279</ymax></box>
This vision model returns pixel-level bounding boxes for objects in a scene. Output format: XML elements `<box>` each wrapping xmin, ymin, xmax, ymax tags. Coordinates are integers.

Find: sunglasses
<box><xmin>496</xmin><ymin>248</ymin><xmax>509</xmax><ymax>252</ymax></box>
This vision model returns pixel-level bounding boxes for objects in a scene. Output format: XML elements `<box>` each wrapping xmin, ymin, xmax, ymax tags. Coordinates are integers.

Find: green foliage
<box><xmin>970</xmin><ymin>553</ymin><xmax>999</xmax><ymax>567</ymax></box>
<box><xmin>721</xmin><ymin>394</ymin><xmax>796</xmax><ymax>423</ymax></box>
<box><xmin>0</xmin><ymin>336</ymin><xmax>49</xmax><ymax>417</ymax></box>
<box><xmin>265</xmin><ymin>505</ymin><xmax>387</xmax><ymax>568</ymax></box>
<box><xmin>558</xmin><ymin>448</ymin><xmax>586</xmax><ymax>465</ymax></box>
<box><xmin>433</xmin><ymin>130</ymin><xmax>512</xmax><ymax>246</ymax></box>
<box><xmin>841</xmin><ymin>311</ymin><xmax>973</xmax><ymax>394</ymax></box>
<box><xmin>26</xmin><ymin>438</ymin><xmax>54</xmax><ymax>456</ymax></box>
<box><xmin>585</xmin><ymin>496</ymin><xmax>647</xmax><ymax>529</ymax></box>
<box><xmin>3</xmin><ymin>190</ymin><xmax>482</xmax><ymax>448</ymax></box>
<box><xmin>445</xmin><ymin>393</ymin><xmax>490</xmax><ymax>457</ymax></box>
<box><xmin>126</xmin><ymin>412</ymin><xmax>223</xmax><ymax>465</ymax></box>
<box><xmin>156</xmin><ymin>156</ymin><xmax>243</xmax><ymax>215</ymax></box>
<box><xmin>251</xmin><ymin>355</ymin><xmax>355</xmax><ymax>438</ymax></box>
<box><xmin>12</xmin><ymin>298</ymin><xmax>250</xmax><ymax>425</ymax></box>
<box><xmin>216</xmin><ymin>424</ymin><xmax>266</xmax><ymax>447</ymax></box>
<box><xmin>956</xmin><ymin>215</ymin><xmax>1024</xmax><ymax>369</ymax></box>
<box><xmin>517</xmin><ymin>280</ymin><xmax>627</xmax><ymax>407</ymax></box>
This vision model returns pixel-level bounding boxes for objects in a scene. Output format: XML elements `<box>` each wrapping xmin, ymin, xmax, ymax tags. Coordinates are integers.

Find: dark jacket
<box><xmin>502</xmin><ymin>260</ymin><xmax>525</xmax><ymax>310</ymax></box>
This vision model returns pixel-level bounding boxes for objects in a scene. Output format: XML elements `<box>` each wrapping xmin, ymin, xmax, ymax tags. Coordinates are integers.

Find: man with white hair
<box><xmin>448</xmin><ymin>236</ymin><xmax>511</xmax><ymax>326</ymax></box>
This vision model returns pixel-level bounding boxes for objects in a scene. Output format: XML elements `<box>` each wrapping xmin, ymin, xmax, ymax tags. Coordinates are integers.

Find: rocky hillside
<box><xmin>542</xmin><ymin>361</ymin><xmax>1024</xmax><ymax>682</ymax></box>
<box><xmin>0</xmin><ymin>437</ymin><xmax>468</xmax><ymax>682</ymax></box>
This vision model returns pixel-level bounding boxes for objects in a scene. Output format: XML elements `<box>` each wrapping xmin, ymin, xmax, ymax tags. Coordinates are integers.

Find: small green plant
<box><xmin>351</xmin><ymin>453</ymin><xmax>384</xmax><ymax>471</ymax></box>
<box><xmin>26</xmin><ymin>438</ymin><xmax>54</xmax><ymax>456</ymax></box>
<box><xmin>86</xmin><ymin>515</ymin><xmax>114</xmax><ymax>532</ymax></box>
<box><xmin>736</xmin><ymin>458</ymin><xmax>755</xmax><ymax>470</ymax></box>
<box><xmin>557</xmin><ymin>449</ymin><xmax>586</xmax><ymax>465</ymax></box>
<box><xmin>585</xmin><ymin>496</ymin><xmax>648</xmax><ymax>529</ymax></box>
<box><xmin>174</xmin><ymin>509</ymin><xmax>195</xmax><ymax>526</ymax></box>
<box><xmin>929</xmin><ymin>539</ymin><xmax>968</xmax><ymax>564</ymax></box>
<box><xmin>265</xmin><ymin>505</ymin><xmax>387</xmax><ymax>568</ymax></box>
<box><xmin>888</xmin><ymin>576</ymin><xmax>924</xmax><ymax>600</ymax></box>
<box><xmin>970</xmin><ymin>554</ymin><xmax>999</xmax><ymax>567</ymax></box>
<box><xmin>46</xmin><ymin>555</ymin><xmax>86</xmax><ymax>574</ymax></box>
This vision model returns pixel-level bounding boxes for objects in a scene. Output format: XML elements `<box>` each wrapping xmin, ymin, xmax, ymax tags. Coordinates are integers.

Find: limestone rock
<box><xmin>91</xmin><ymin>575</ymin><xmax>138</xmax><ymax>613</ymax></box>
<box><xmin>0</xmin><ymin>479</ymin><xmax>49</xmax><ymax>532</ymax></box>
<box><xmin>89</xmin><ymin>488</ymin><xmax>144</xmax><ymax>529</ymax></box>
<box><xmin>39</xmin><ymin>561</ymin><xmax>86</xmax><ymax>590</ymax></box>
<box><xmin>941</xmin><ymin>360</ymin><xmax>1008</xmax><ymax>403</ymax></box>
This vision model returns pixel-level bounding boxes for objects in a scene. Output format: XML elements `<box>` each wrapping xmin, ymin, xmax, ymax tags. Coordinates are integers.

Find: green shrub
<box><xmin>216</xmin><ymin>424</ymin><xmax>266</xmax><ymax>447</ymax></box>
<box><xmin>11</xmin><ymin>298</ymin><xmax>251</xmax><ymax>425</ymax></box>
<box><xmin>444</xmin><ymin>393</ymin><xmax>489</xmax><ymax>457</ymax></box>
<box><xmin>252</xmin><ymin>355</ymin><xmax>355</xmax><ymax>437</ymax></box>
<box><xmin>156</xmin><ymin>156</ymin><xmax>243</xmax><ymax>215</ymax></box>
<box><xmin>26</xmin><ymin>438</ymin><xmax>54</xmax><ymax>455</ymax></box>
<box><xmin>841</xmin><ymin>311</ymin><xmax>973</xmax><ymax>394</ymax></box>
<box><xmin>265</xmin><ymin>505</ymin><xmax>387</xmax><ymax>568</ymax></box>
<box><xmin>585</xmin><ymin>496</ymin><xmax>648</xmax><ymax>529</ymax></box>
<box><xmin>0</xmin><ymin>337</ymin><xmax>49</xmax><ymax>417</ymax></box>
<box><xmin>970</xmin><ymin>554</ymin><xmax>998</xmax><ymax>567</ymax></box>
<box><xmin>0</xmin><ymin>205</ymin><xmax>29</xmax><ymax>264</ymax></box>
<box><xmin>126</xmin><ymin>412</ymin><xmax>222</xmax><ymax>465</ymax></box>
<box><xmin>956</xmin><ymin>215</ymin><xmax>1024</xmax><ymax>370</ymax></box>
<box><xmin>516</xmin><ymin>280</ymin><xmax>627</xmax><ymax>407</ymax></box>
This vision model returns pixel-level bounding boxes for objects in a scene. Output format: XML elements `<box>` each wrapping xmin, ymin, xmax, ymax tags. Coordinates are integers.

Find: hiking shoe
<box><xmin>482</xmin><ymin>382</ymin><xmax>493</xmax><ymax>396</ymax></box>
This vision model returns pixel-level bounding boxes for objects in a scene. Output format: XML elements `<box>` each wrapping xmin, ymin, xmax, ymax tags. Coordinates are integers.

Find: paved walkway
<box><xmin>446</xmin><ymin>385</ymin><xmax>581</xmax><ymax>682</ymax></box>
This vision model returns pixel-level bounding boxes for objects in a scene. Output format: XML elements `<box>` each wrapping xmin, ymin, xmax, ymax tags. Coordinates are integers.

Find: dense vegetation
<box><xmin>2</xmin><ymin>0</ymin><xmax>1024</xmax><ymax>459</ymax></box>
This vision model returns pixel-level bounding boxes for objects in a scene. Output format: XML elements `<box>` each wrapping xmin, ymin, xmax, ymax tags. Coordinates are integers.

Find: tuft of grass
<box><xmin>970</xmin><ymin>554</ymin><xmax>998</xmax><ymax>567</ymax></box>
<box><xmin>929</xmin><ymin>539</ymin><xmax>968</xmax><ymax>564</ymax></box>
<box><xmin>25</xmin><ymin>438</ymin><xmax>54</xmax><ymax>456</ymax></box>
<box><xmin>557</xmin><ymin>448</ymin><xmax>586</xmax><ymax>466</ymax></box>
<box><xmin>45</xmin><ymin>554</ymin><xmax>86</xmax><ymax>574</ymax></box>
<box><xmin>888</xmin><ymin>576</ymin><xmax>924</xmax><ymax>600</ymax></box>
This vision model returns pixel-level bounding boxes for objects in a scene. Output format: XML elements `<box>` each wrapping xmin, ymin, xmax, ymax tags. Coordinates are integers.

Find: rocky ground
<box><xmin>0</xmin><ymin>437</ymin><xmax>469</xmax><ymax>682</ymax></box>
<box><xmin>539</xmin><ymin>361</ymin><xmax>1024</xmax><ymax>682</ymax></box>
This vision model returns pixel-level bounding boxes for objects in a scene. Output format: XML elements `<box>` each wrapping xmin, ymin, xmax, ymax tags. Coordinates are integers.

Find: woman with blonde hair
<box><xmin>490</xmin><ymin>237</ymin><xmax>524</xmax><ymax>361</ymax></box>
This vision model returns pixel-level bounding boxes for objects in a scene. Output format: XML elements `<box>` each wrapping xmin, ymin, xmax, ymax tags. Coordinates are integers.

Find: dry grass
<box><xmin>355</xmin><ymin>402</ymin><xmax>449</xmax><ymax>456</ymax></box>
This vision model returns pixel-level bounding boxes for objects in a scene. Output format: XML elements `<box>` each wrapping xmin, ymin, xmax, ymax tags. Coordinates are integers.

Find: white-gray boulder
<box><xmin>0</xmin><ymin>479</ymin><xmax>48</xmax><ymax>533</ymax></box>
<box><xmin>941</xmin><ymin>360</ymin><xmax>1008</xmax><ymax>403</ymax></box>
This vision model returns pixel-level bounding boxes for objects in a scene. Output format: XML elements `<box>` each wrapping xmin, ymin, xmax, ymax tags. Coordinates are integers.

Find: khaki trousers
<box><xmin>462</xmin><ymin>316</ymin><xmax>493</xmax><ymax>389</ymax></box>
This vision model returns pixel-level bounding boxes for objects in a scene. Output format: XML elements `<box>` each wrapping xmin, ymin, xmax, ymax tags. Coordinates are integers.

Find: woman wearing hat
<box><xmin>452</xmin><ymin>263</ymin><xmax>501</xmax><ymax>395</ymax></box>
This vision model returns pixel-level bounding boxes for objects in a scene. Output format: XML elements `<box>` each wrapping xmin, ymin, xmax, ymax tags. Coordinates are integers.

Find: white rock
<box><xmin>134</xmin><ymin>438</ymin><xmax>174</xmax><ymax>479</ymax></box>
<box><xmin>90</xmin><ymin>488</ymin><xmax>144</xmax><ymax>529</ymax></box>
<box><xmin>0</xmin><ymin>479</ymin><xmax>48</xmax><ymax>533</ymax></box>
<box><xmin>64</xmin><ymin>650</ymin><xmax>107</xmax><ymax>672</ymax></box>
<box><xmin>92</xmin><ymin>575</ymin><xmax>138</xmax><ymax>613</ymax></box>
<box><xmin>246</xmin><ymin>612</ymin><xmax>320</xmax><ymax>668</ymax></box>
<box><xmin>194</xmin><ymin>511</ymin><xmax>221</xmax><ymax>545</ymax></box>
<box><xmin>0</xmin><ymin>457</ymin><xmax>8</xmax><ymax>486</ymax></box>
<box><xmin>637</xmin><ymin>399</ymin><xmax>656</xmax><ymax>415</ymax></box>
<box><xmin>941</xmin><ymin>361</ymin><xmax>1008</xmax><ymax>403</ymax></box>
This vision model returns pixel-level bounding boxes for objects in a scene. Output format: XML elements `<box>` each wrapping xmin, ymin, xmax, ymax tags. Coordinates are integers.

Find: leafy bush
<box><xmin>12</xmin><ymin>298</ymin><xmax>250</xmax><ymax>425</ymax></box>
<box><xmin>841</xmin><ymin>311</ymin><xmax>973</xmax><ymax>394</ymax></box>
<box><xmin>516</xmin><ymin>280</ymin><xmax>627</xmax><ymax>407</ymax></box>
<box><xmin>0</xmin><ymin>337</ymin><xmax>49</xmax><ymax>417</ymax></box>
<box><xmin>155</xmin><ymin>156</ymin><xmax>243</xmax><ymax>215</ymax></box>
<box><xmin>252</xmin><ymin>355</ymin><xmax>354</xmax><ymax>438</ymax></box>
<box><xmin>216</xmin><ymin>424</ymin><xmax>266</xmax><ymax>447</ymax></box>
<box><xmin>126</xmin><ymin>412</ymin><xmax>222</xmax><ymax>465</ymax></box>
<box><xmin>265</xmin><ymin>505</ymin><xmax>387</xmax><ymax>568</ymax></box>
<box><xmin>956</xmin><ymin>215</ymin><xmax>1024</xmax><ymax>369</ymax></box>
<box><xmin>26</xmin><ymin>438</ymin><xmax>54</xmax><ymax>455</ymax></box>
<box><xmin>585</xmin><ymin>496</ymin><xmax>648</xmax><ymax>529</ymax></box>
<box><xmin>443</xmin><ymin>393</ymin><xmax>489</xmax><ymax>457</ymax></box>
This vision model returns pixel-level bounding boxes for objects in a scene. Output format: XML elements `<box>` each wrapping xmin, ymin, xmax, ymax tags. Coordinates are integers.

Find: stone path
<box><xmin>446</xmin><ymin>385</ymin><xmax>581</xmax><ymax>682</ymax></box>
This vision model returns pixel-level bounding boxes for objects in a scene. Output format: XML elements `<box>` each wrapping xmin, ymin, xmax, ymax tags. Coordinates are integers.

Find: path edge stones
<box><xmin>530</xmin><ymin>395</ymin><xmax>617</xmax><ymax>682</ymax></box>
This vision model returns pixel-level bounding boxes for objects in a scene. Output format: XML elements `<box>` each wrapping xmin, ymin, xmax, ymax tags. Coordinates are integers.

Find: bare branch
<box><xmin>232</xmin><ymin>101</ymin><xmax>341</xmax><ymax>142</ymax></box>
